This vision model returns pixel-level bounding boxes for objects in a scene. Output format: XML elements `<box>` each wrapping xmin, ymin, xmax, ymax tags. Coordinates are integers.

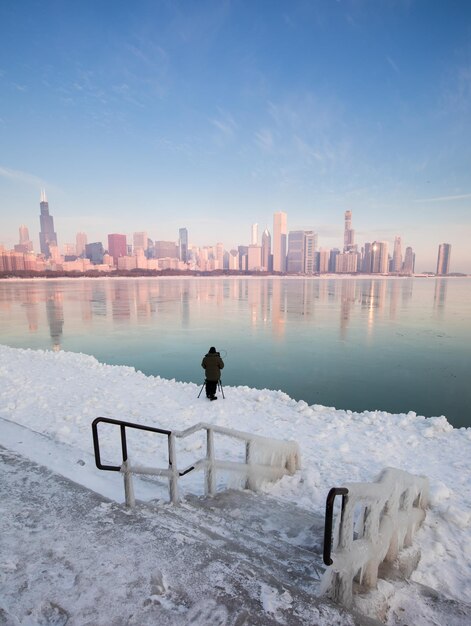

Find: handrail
<box><xmin>92</xmin><ymin>416</ymin><xmax>171</xmax><ymax>471</ymax></box>
<box><xmin>320</xmin><ymin>468</ymin><xmax>429</xmax><ymax>607</ymax></box>
<box><xmin>91</xmin><ymin>416</ymin><xmax>301</xmax><ymax>506</ymax></box>
<box><xmin>323</xmin><ymin>487</ymin><xmax>349</xmax><ymax>565</ymax></box>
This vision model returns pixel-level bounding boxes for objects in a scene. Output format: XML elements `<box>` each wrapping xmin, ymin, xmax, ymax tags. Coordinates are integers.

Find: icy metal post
<box><xmin>167</xmin><ymin>433</ymin><xmax>179</xmax><ymax>504</ymax></box>
<box><xmin>205</xmin><ymin>428</ymin><xmax>216</xmax><ymax>495</ymax></box>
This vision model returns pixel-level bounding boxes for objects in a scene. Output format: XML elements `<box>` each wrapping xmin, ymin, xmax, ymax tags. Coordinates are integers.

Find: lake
<box><xmin>0</xmin><ymin>276</ymin><xmax>470</xmax><ymax>427</ymax></box>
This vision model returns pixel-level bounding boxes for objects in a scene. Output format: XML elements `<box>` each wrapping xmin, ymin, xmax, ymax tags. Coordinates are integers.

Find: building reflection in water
<box><xmin>389</xmin><ymin>280</ymin><xmax>400</xmax><ymax>321</ymax></box>
<box><xmin>271</xmin><ymin>279</ymin><xmax>286</xmax><ymax>340</ymax></box>
<box><xmin>339</xmin><ymin>280</ymin><xmax>356</xmax><ymax>340</ymax></box>
<box><xmin>111</xmin><ymin>281</ymin><xmax>131</xmax><ymax>320</ymax></box>
<box><xmin>23</xmin><ymin>288</ymin><xmax>39</xmax><ymax>332</ymax></box>
<box><xmin>45</xmin><ymin>284</ymin><xmax>64</xmax><ymax>350</ymax></box>
<box><xmin>433</xmin><ymin>278</ymin><xmax>448</xmax><ymax>316</ymax></box>
<box><xmin>0</xmin><ymin>277</ymin><xmax>424</xmax><ymax>354</ymax></box>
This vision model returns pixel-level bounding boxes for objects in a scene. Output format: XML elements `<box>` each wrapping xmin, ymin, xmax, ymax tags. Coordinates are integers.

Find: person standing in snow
<box><xmin>201</xmin><ymin>346</ymin><xmax>224</xmax><ymax>401</ymax></box>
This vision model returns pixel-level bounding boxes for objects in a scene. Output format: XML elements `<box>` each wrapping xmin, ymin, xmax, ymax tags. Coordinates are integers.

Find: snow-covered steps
<box><xmin>158</xmin><ymin>489</ymin><xmax>326</xmax><ymax>593</ymax></box>
<box><xmin>1</xmin><ymin>446</ymin><xmax>381</xmax><ymax>626</ymax></box>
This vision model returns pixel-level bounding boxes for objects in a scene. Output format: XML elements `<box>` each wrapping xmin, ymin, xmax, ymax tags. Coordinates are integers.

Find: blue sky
<box><xmin>1</xmin><ymin>0</ymin><xmax>470</xmax><ymax>271</ymax></box>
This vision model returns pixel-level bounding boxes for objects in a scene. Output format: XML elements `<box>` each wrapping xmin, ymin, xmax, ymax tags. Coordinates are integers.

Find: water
<box><xmin>0</xmin><ymin>276</ymin><xmax>470</xmax><ymax>428</ymax></box>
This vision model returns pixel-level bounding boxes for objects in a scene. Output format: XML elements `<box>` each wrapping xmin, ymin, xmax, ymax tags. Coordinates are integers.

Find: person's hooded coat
<box><xmin>201</xmin><ymin>351</ymin><xmax>224</xmax><ymax>381</ymax></box>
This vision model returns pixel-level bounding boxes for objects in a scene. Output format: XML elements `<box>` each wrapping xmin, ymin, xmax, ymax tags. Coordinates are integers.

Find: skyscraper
<box><xmin>261</xmin><ymin>228</ymin><xmax>271</xmax><ymax>272</ymax></box>
<box><xmin>436</xmin><ymin>243</ymin><xmax>451</xmax><ymax>275</ymax></box>
<box><xmin>251</xmin><ymin>223</ymin><xmax>259</xmax><ymax>245</ymax></box>
<box><xmin>403</xmin><ymin>246</ymin><xmax>415</xmax><ymax>275</ymax></box>
<box><xmin>371</xmin><ymin>241</ymin><xmax>389</xmax><ymax>273</ymax></box>
<box><xmin>303</xmin><ymin>231</ymin><xmax>317</xmax><ymax>274</ymax></box>
<box><xmin>247</xmin><ymin>245</ymin><xmax>262</xmax><ymax>271</ymax></box>
<box><xmin>344</xmin><ymin>210</ymin><xmax>355</xmax><ymax>252</ymax></box>
<box><xmin>273</xmin><ymin>211</ymin><xmax>287</xmax><ymax>272</ymax></box>
<box><xmin>108</xmin><ymin>234</ymin><xmax>127</xmax><ymax>266</ymax></box>
<box><xmin>76</xmin><ymin>232</ymin><xmax>87</xmax><ymax>257</ymax></box>
<box><xmin>133</xmin><ymin>232</ymin><xmax>148</xmax><ymax>254</ymax></box>
<box><xmin>179</xmin><ymin>228</ymin><xmax>188</xmax><ymax>262</ymax></box>
<box><xmin>392</xmin><ymin>236</ymin><xmax>402</xmax><ymax>272</ymax></box>
<box><xmin>39</xmin><ymin>190</ymin><xmax>57</xmax><ymax>258</ymax></box>
<box><xmin>18</xmin><ymin>225</ymin><xmax>33</xmax><ymax>252</ymax></box>
<box><xmin>287</xmin><ymin>231</ymin><xmax>305</xmax><ymax>273</ymax></box>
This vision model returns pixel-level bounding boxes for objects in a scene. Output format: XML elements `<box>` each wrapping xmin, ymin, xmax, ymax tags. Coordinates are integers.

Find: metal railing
<box><xmin>320</xmin><ymin>467</ymin><xmax>429</xmax><ymax>607</ymax></box>
<box><xmin>323</xmin><ymin>487</ymin><xmax>349</xmax><ymax>566</ymax></box>
<box><xmin>92</xmin><ymin>417</ymin><xmax>301</xmax><ymax>507</ymax></box>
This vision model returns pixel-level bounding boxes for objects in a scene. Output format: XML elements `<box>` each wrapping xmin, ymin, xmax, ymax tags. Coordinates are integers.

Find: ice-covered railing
<box><xmin>92</xmin><ymin>417</ymin><xmax>301</xmax><ymax>507</ymax></box>
<box><xmin>320</xmin><ymin>467</ymin><xmax>429</xmax><ymax>607</ymax></box>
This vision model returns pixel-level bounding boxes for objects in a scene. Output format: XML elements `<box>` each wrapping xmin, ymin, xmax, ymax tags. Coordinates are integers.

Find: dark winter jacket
<box><xmin>201</xmin><ymin>352</ymin><xmax>224</xmax><ymax>381</ymax></box>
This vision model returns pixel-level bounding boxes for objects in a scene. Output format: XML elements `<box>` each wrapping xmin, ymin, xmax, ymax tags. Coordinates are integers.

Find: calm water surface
<box><xmin>1</xmin><ymin>277</ymin><xmax>470</xmax><ymax>427</ymax></box>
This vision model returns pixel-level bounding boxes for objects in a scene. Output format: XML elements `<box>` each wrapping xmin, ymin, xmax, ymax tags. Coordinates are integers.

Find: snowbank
<box><xmin>1</xmin><ymin>344</ymin><xmax>470</xmax><ymax>607</ymax></box>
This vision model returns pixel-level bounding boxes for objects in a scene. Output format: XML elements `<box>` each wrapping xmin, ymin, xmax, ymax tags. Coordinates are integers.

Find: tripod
<box><xmin>198</xmin><ymin>379</ymin><xmax>225</xmax><ymax>399</ymax></box>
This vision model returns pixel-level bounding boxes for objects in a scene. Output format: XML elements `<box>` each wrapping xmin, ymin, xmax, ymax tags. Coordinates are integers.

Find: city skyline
<box><xmin>0</xmin><ymin>194</ymin><xmax>459</xmax><ymax>276</ymax></box>
<box><xmin>1</xmin><ymin>2</ymin><xmax>470</xmax><ymax>271</ymax></box>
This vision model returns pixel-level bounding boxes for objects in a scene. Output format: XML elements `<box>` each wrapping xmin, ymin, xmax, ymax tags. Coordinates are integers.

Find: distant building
<box><xmin>19</xmin><ymin>225</ymin><xmax>33</xmax><ymax>252</ymax></box>
<box><xmin>39</xmin><ymin>190</ymin><xmax>58</xmax><ymax>258</ymax></box>
<box><xmin>76</xmin><ymin>232</ymin><xmax>87</xmax><ymax>257</ymax></box>
<box><xmin>261</xmin><ymin>228</ymin><xmax>271</xmax><ymax>271</ymax></box>
<box><xmin>436</xmin><ymin>243</ymin><xmax>451</xmax><ymax>275</ymax></box>
<box><xmin>287</xmin><ymin>230</ymin><xmax>317</xmax><ymax>274</ymax></box>
<box><xmin>108</xmin><ymin>234</ymin><xmax>127</xmax><ymax>266</ymax></box>
<box><xmin>251</xmin><ymin>223</ymin><xmax>258</xmax><ymax>245</ymax></box>
<box><xmin>179</xmin><ymin>228</ymin><xmax>188</xmax><ymax>262</ymax></box>
<box><xmin>154</xmin><ymin>241</ymin><xmax>178</xmax><ymax>259</ymax></box>
<box><xmin>247</xmin><ymin>245</ymin><xmax>262</xmax><ymax>271</ymax></box>
<box><xmin>403</xmin><ymin>246</ymin><xmax>415</xmax><ymax>275</ymax></box>
<box><xmin>228</xmin><ymin>249</ymin><xmax>238</xmax><ymax>270</ymax></box>
<box><xmin>287</xmin><ymin>231</ymin><xmax>304</xmax><ymax>273</ymax></box>
<box><xmin>344</xmin><ymin>210</ymin><xmax>355</xmax><ymax>252</ymax></box>
<box><xmin>318</xmin><ymin>248</ymin><xmax>330</xmax><ymax>273</ymax></box>
<box><xmin>238</xmin><ymin>245</ymin><xmax>248</xmax><ymax>271</ymax></box>
<box><xmin>362</xmin><ymin>243</ymin><xmax>373</xmax><ymax>273</ymax></box>
<box><xmin>273</xmin><ymin>211</ymin><xmax>287</xmax><ymax>272</ymax></box>
<box><xmin>133</xmin><ymin>232</ymin><xmax>148</xmax><ymax>254</ymax></box>
<box><xmin>329</xmin><ymin>248</ymin><xmax>340</xmax><ymax>273</ymax></box>
<box><xmin>303</xmin><ymin>231</ymin><xmax>317</xmax><ymax>274</ymax></box>
<box><xmin>392</xmin><ymin>236</ymin><xmax>402</xmax><ymax>272</ymax></box>
<box><xmin>85</xmin><ymin>242</ymin><xmax>105</xmax><ymax>265</ymax></box>
<box><xmin>63</xmin><ymin>243</ymin><xmax>76</xmax><ymax>257</ymax></box>
<box><xmin>216</xmin><ymin>243</ymin><xmax>224</xmax><ymax>269</ymax></box>
<box><xmin>371</xmin><ymin>241</ymin><xmax>389</xmax><ymax>273</ymax></box>
<box><xmin>335</xmin><ymin>252</ymin><xmax>359</xmax><ymax>273</ymax></box>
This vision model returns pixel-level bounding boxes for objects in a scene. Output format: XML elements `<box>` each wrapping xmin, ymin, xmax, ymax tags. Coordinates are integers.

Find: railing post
<box><xmin>205</xmin><ymin>428</ymin><xmax>216</xmax><ymax>496</ymax></box>
<box><xmin>167</xmin><ymin>433</ymin><xmax>179</xmax><ymax>504</ymax></box>
<box><xmin>245</xmin><ymin>440</ymin><xmax>255</xmax><ymax>490</ymax></box>
<box><xmin>122</xmin><ymin>460</ymin><xmax>135</xmax><ymax>508</ymax></box>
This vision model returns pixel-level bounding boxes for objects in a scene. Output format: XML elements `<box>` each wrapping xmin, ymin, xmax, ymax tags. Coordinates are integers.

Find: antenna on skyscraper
<box><xmin>40</xmin><ymin>188</ymin><xmax>47</xmax><ymax>203</ymax></box>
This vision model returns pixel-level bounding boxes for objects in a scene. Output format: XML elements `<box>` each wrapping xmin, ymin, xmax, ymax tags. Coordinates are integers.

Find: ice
<box><xmin>0</xmin><ymin>344</ymin><xmax>471</xmax><ymax>624</ymax></box>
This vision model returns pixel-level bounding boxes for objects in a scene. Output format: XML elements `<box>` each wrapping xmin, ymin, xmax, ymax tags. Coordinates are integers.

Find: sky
<box><xmin>0</xmin><ymin>0</ymin><xmax>470</xmax><ymax>272</ymax></box>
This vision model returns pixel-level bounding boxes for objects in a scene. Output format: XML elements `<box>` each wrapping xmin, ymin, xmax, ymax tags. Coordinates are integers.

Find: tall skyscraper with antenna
<box><xmin>39</xmin><ymin>189</ymin><xmax>57</xmax><ymax>258</ymax></box>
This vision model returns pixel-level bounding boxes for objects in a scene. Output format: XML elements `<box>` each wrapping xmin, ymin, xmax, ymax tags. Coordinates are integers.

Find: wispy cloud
<box><xmin>415</xmin><ymin>193</ymin><xmax>471</xmax><ymax>203</ymax></box>
<box><xmin>255</xmin><ymin>128</ymin><xmax>274</xmax><ymax>151</ymax></box>
<box><xmin>210</xmin><ymin>111</ymin><xmax>237</xmax><ymax>140</ymax></box>
<box><xmin>386</xmin><ymin>55</ymin><xmax>400</xmax><ymax>74</ymax></box>
<box><xmin>440</xmin><ymin>64</ymin><xmax>471</xmax><ymax>114</ymax></box>
<box><xmin>0</xmin><ymin>165</ymin><xmax>47</xmax><ymax>188</ymax></box>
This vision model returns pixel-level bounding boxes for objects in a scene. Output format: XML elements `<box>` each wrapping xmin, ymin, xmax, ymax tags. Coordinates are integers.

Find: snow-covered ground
<box><xmin>1</xmin><ymin>344</ymin><xmax>470</xmax><ymax>624</ymax></box>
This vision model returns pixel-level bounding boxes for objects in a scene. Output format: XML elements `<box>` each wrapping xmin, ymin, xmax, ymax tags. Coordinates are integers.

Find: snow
<box><xmin>1</xmin><ymin>344</ymin><xmax>470</xmax><ymax>624</ymax></box>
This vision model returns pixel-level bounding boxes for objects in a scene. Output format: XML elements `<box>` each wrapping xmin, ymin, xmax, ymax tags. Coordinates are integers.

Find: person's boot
<box><xmin>210</xmin><ymin>395</ymin><xmax>217</xmax><ymax>401</ymax></box>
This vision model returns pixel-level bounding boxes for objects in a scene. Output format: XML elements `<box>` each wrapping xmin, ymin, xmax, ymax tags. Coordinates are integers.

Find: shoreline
<box><xmin>1</xmin><ymin>273</ymin><xmax>469</xmax><ymax>282</ymax></box>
